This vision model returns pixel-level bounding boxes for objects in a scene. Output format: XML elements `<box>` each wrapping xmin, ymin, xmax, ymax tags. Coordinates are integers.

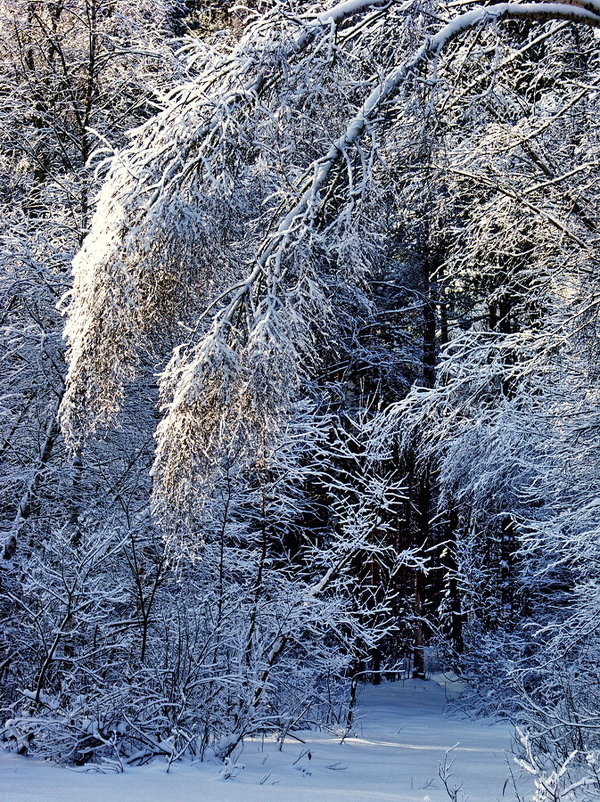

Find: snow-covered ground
<box><xmin>0</xmin><ymin>679</ymin><xmax>531</xmax><ymax>801</ymax></box>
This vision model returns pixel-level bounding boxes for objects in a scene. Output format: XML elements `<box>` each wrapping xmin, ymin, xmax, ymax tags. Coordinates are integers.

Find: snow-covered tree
<box><xmin>5</xmin><ymin>0</ymin><xmax>600</xmax><ymax>778</ymax></box>
<box><xmin>0</xmin><ymin>0</ymin><xmax>188</xmax><ymax>760</ymax></box>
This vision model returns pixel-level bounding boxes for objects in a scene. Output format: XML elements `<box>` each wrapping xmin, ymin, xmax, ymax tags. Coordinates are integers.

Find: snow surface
<box><xmin>0</xmin><ymin>679</ymin><xmax>531</xmax><ymax>801</ymax></box>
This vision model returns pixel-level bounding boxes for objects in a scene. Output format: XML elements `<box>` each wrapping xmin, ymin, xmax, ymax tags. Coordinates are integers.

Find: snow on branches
<box><xmin>60</xmin><ymin>0</ymin><xmax>600</xmax><ymax>525</ymax></box>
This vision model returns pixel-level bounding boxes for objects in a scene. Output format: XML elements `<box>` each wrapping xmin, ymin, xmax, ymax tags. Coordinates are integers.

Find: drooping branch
<box><xmin>151</xmin><ymin>1</ymin><xmax>600</xmax><ymax>514</ymax></box>
<box><xmin>59</xmin><ymin>0</ymin><xmax>403</xmax><ymax>444</ymax></box>
<box><xmin>60</xmin><ymin>0</ymin><xmax>600</xmax><ymax>524</ymax></box>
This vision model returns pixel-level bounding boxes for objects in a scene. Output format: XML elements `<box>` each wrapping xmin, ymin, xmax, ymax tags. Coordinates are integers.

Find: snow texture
<box><xmin>0</xmin><ymin>680</ymin><xmax>531</xmax><ymax>801</ymax></box>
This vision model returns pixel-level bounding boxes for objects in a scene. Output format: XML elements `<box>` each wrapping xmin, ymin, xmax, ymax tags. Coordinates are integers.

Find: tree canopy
<box><xmin>2</xmin><ymin>0</ymin><xmax>600</xmax><ymax>794</ymax></box>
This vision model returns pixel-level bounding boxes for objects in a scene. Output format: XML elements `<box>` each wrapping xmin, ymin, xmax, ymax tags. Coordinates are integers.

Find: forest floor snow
<box><xmin>0</xmin><ymin>678</ymin><xmax>531</xmax><ymax>801</ymax></box>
